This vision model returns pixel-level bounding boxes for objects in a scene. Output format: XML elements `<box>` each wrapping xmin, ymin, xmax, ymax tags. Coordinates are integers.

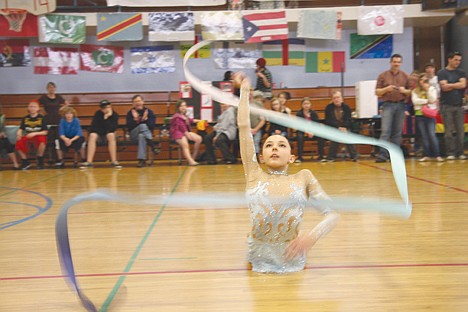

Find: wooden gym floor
<box><xmin>0</xmin><ymin>158</ymin><xmax>467</xmax><ymax>311</ymax></box>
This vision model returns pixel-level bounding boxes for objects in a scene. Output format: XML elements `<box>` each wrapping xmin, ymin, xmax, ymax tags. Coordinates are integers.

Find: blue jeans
<box><xmin>130</xmin><ymin>124</ymin><xmax>153</xmax><ymax>160</ymax></box>
<box><xmin>440</xmin><ymin>105</ymin><xmax>465</xmax><ymax>157</ymax></box>
<box><xmin>416</xmin><ymin>116</ymin><xmax>440</xmax><ymax>157</ymax></box>
<box><xmin>378</xmin><ymin>102</ymin><xmax>406</xmax><ymax>159</ymax></box>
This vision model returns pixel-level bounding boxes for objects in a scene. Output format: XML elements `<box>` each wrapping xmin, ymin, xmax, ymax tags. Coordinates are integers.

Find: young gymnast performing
<box><xmin>237</xmin><ymin>78</ymin><xmax>340</xmax><ymax>273</ymax></box>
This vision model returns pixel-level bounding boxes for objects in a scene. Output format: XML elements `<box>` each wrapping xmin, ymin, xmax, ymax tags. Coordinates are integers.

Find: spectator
<box><xmin>277</xmin><ymin>91</ymin><xmax>292</xmax><ymax>115</ymax></box>
<box><xmin>250</xmin><ymin>90</ymin><xmax>266</xmax><ymax>155</ymax></box>
<box><xmin>15</xmin><ymin>101</ymin><xmax>48</xmax><ymax>170</ymax></box>
<box><xmin>0</xmin><ymin>114</ymin><xmax>19</xmax><ymax>170</ymax></box>
<box><xmin>438</xmin><ymin>52</ymin><xmax>467</xmax><ymax>160</ymax></box>
<box><xmin>80</xmin><ymin>100</ymin><xmax>122</xmax><ymax>169</ymax></box>
<box><xmin>295</xmin><ymin>97</ymin><xmax>321</xmax><ymax>163</ymax></box>
<box><xmin>267</xmin><ymin>97</ymin><xmax>288</xmax><ymax>137</ymax></box>
<box><xmin>126</xmin><ymin>95</ymin><xmax>158</xmax><ymax>168</ymax></box>
<box><xmin>56</xmin><ymin>106</ymin><xmax>86</xmax><ymax>168</ymax></box>
<box><xmin>255</xmin><ymin>58</ymin><xmax>273</xmax><ymax>99</ymax></box>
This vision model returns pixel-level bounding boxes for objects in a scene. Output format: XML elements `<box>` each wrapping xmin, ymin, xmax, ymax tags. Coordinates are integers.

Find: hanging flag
<box><xmin>33</xmin><ymin>47</ymin><xmax>80</xmax><ymax>75</ymax></box>
<box><xmin>130</xmin><ymin>46</ymin><xmax>175</xmax><ymax>74</ymax></box>
<box><xmin>288</xmin><ymin>38</ymin><xmax>305</xmax><ymax>66</ymax></box>
<box><xmin>0</xmin><ymin>39</ymin><xmax>31</xmax><ymax>67</ymax></box>
<box><xmin>200</xmin><ymin>11</ymin><xmax>244</xmax><ymax>41</ymax></box>
<box><xmin>358</xmin><ymin>5</ymin><xmax>404</xmax><ymax>35</ymax></box>
<box><xmin>297</xmin><ymin>9</ymin><xmax>342</xmax><ymax>40</ymax></box>
<box><xmin>350</xmin><ymin>33</ymin><xmax>393</xmax><ymax>59</ymax></box>
<box><xmin>38</xmin><ymin>14</ymin><xmax>86</xmax><ymax>44</ymax></box>
<box><xmin>242</xmin><ymin>10</ymin><xmax>288</xmax><ymax>43</ymax></box>
<box><xmin>180</xmin><ymin>38</ymin><xmax>211</xmax><ymax>59</ymax></box>
<box><xmin>0</xmin><ymin>13</ymin><xmax>37</xmax><ymax>37</ymax></box>
<box><xmin>148</xmin><ymin>12</ymin><xmax>194</xmax><ymax>42</ymax></box>
<box><xmin>97</xmin><ymin>13</ymin><xmax>142</xmax><ymax>41</ymax></box>
<box><xmin>80</xmin><ymin>44</ymin><xmax>124</xmax><ymax>73</ymax></box>
<box><xmin>107</xmin><ymin>0</ymin><xmax>226</xmax><ymax>6</ymax></box>
<box><xmin>305</xmin><ymin>51</ymin><xmax>345</xmax><ymax>73</ymax></box>
<box><xmin>213</xmin><ymin>41</ymin><xmax>260</xmax><ymax>70</ymax></box>
<box><xmin>262</xmin><ymin>40</ymin><xmax>283</xmax><ymax>66</ymax></box>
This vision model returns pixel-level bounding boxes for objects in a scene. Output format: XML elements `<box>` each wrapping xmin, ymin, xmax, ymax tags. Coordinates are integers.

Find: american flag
<box><xmin>242</xmin><ymin>10</ymin><xmax>288</xmax><ymax>43</ymax></box>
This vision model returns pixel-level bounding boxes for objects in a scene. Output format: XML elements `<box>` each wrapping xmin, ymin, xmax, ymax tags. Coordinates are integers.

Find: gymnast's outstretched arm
<box><xmin>237</xmin><ymin>79</ymin><xmax>262</xmax><ymax>181</ymax></box>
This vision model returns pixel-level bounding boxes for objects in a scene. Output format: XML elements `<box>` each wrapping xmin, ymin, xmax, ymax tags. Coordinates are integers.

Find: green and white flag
<box><xmin>38</xmin><ymin>14</ymin><xmax>86</xmax><ymax>44</ymax></box>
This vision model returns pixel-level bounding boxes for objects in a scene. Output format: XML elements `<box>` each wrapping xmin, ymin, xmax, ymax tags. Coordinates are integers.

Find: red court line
<box><xmin>359</xmin><ymin>162</ymin><xmax>468</xmax><ymax>194</ymax></box>
<box><xmin>2</xmin><ymin>262</ymin><xmax>468</xmax><ymax>281</ymax></box>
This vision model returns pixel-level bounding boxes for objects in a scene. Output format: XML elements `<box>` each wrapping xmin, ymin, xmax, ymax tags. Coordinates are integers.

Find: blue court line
<box><xmin>99</xmin><ymin>168</ymin><xmax>188</xmax><ymax>312</ymax></box>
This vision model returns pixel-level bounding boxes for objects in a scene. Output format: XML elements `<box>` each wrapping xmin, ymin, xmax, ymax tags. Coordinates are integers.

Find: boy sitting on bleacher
<box><xmin>55</xmin><ymin>106</ymin><xmax>86</xmax><ymax>168</ymax></box>
<box><xmin>0</xmin><ymin>114</ymin><xmax>19</xmax><ymax>170</ymax></box>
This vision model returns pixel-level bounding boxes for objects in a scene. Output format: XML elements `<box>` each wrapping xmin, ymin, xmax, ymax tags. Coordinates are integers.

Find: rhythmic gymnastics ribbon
<box><xmin>182</xmin><ymin>40</ymin><xmax>412</xmax><ymax>215</ymax></box>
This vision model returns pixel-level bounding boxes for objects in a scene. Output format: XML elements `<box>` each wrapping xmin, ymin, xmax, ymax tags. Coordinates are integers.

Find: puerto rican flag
<box><xmin>242</xmin><ymin>10</ymin><xmax>288</xmax><ymax>43</ymax></box>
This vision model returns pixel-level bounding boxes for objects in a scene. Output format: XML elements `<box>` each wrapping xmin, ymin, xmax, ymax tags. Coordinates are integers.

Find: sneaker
<box><xmin>55</xmin><ymin>161</ymin><xmax>65</xmax><ymax>168</ymax></box>
<box><xmin>79</xmin><ymin>162</ymin><xmax>93</xmax><ymax>169</ymax></box>
<box><xmin>446</xmin><ymin>155</ymin><xmax>456</xmax><ymax>160</ymax></box>
<box><xmin>375</xmin><ymin>157</ymin><xmax>387</xmax><ymax>163</ymax></box>
<box><xmin>419</xmin><ymin>157</ymin><xmax>429</xmax><ymax>162</ymax></box>
<box><xmin>436</xmin><ymin>157</ymin><xmax>444</xmax><ymax>162</ymax></box>
<box><xmin>111</xmin><ymin>162</ymin><xmax>122</xmax><ymax>169</ymax></box>
<box><xmin>73</xmin><ymin>161</ymin><xmax>79</xmax><ymax>168</ymax></box>
<box><xmin>136</xmin><ymin>160</ymin><xmax>146</xmax><ymax>168</ymax></box>
<box><xmin>37</xmin><ymin>157</ymin><xmax>45</xmax><ymax>169</ymax></box>
<box><xmin>326</xmin><ymin>158</ymin><xmax>336</xmax><ymax>162</ymax></box>
<box><xmin>351</xmin><ymin>157</ymin><xmax>359</xmax><ymax>162</ymax></box>
<box><xmin>20</xmin><ymin>160</ymin><xmax>31</xmax><ymax>170</ymax></box>
<box><xmin>459</xmin><ymin>155</ymin><xmax>467</xmax><ymax>160</ymax></box>
<box><xmin>320</xmin><ymin>158</ymin><xmax>328</xmax><ymax>163</ymax></box>
<box><xmin>294</xmin><ymin>158</ymin><xmax>302</xmax><ymax>163</ymax></box>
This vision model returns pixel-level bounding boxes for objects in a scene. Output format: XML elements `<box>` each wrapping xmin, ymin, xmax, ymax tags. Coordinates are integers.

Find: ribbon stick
<box><xmin>183</xmin><ymin>40</ymin><xmax>412</xmax><ymax>217</ymax></box>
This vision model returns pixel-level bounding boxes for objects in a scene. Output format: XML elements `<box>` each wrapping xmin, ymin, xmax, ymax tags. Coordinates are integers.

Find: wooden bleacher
<box><xmin>0</xmin><ymin>87</ymin><xmax>367</xmax><ymax>163</ymax></box>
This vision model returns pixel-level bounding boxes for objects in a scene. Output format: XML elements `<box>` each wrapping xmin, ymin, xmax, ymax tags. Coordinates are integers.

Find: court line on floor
<box><xmin>2</xmin><ymin>262</ymin><xmax>468</xmax><ymax>281</ymax></box>
<box><xmin>359</xmin><ymin>162</ymin><xmax>468</xmax><ymax>194</ymax></box>
<box><xmin>98</xmin><ymin>167</ymin><xmax>188</xmax><ymax>312</ymax></box>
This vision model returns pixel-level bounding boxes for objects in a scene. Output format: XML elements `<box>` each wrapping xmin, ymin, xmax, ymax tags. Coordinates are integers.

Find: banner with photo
<box><xmin>0</xmin><ymin>39</ymin><xmax>31</xmax><ymax>67</ymax></box>
<box><xmin>38</xmin><ymin>14</ymin><xmax>86</xmax><ymax>44</ymax></box>
<box><xmin>148</xmin><ymin>12</ymin><xmax>194</xmax><ymax>42</ymax></box>
<box><xmin>130</xmin><ymin>46</ymin><xmax>175</xmax><ymax>74</ymax></box>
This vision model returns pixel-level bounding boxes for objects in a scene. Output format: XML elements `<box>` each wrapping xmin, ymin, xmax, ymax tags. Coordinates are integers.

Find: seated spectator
<box><xmin>55</xmin><ymin>106</ymin><xmax>86</xmax><ymax>168</ymax></box>
<box><xmin>80</xmin><ymin>100</ymin><xmax>121</xmax><ymax>169</ymax></box>
<box><xmin>170</xmin><ymin>100</ymin><xmax>202</xmax><ymax>166</ymax></box>
<box><xmin>0</xmin><ymin>114</ymin><xmax>19</xmax><ymax>170</ymax></box>
<box><xmin>15</xmin><ymin>100</ymin><xmax>48</xmax><ymax>170</ymax></box>
<box><xmin>204</xmin><ymin>103</ymin><xmax>237</xmax><ymax>164</ymax></box>
<box><xmin>324</xmin><ymin>91</ymin><xmax>358</xmax><ymax>162</ymax></box>
<box><xmin>295</xmin><ymin>97</ymin><xmax>321</xmax><ymax>163</ymax></box>
<box><xmin>250</xmin><ymin>90</ymin><xmax>266</xmax><ymax>155</ymax></box>
<box><xmin>126</xmin><ymin>95</ymin><xmax>158</xmax><ymax>168</ymax></box>
<box><xmin>277</xmin><ymin>91</ymin><xmax>292</xmax><ymax>115</ymax></box>
<box><xmin>267</xmin><ymin>97</ymin><xmax>288</xmax><ymax>137</ymax></box>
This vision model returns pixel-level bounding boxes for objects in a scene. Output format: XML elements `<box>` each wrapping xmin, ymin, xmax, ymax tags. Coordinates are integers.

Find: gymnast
<box><xmin>237</xmin><ymin>78</ymin><xmax>340</xmax><ymax>273</ymax></box>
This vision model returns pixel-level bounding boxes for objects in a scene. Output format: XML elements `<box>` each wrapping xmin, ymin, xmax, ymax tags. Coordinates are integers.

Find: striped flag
<box><xmin>350</xmin><ymin>33</ymin><xmax>393</xmax><ymax>59</ymax></box>
<box><xmin>33</xmin><ymin>47</ymin><xmax>80</xmax><ymax>75</ymax></box>
<box><xmin>297</xmin><ymin>9</ymin><xmax>342</xmax><ymax>40</ymax></box>
<box><xmin>148</xmin><ymin>12</ymin><xmax>194</xmax><ymax>42</ymax></box>
<box><xmin>80</xmin><ymin>44</ymin><xmax>124</xmax><ymax>73</ymax></box>
<box><xmin>242</xmin><ymin>10</ymin><xmax>288</xmax><ymax>43</ymax></box>
<box><xmin>262</xmin><ymin>40</ymin><xmax>283</xmax><ymax>66</ymax></box>
<box><xmin>97</xmin><ymin>13</ymin><xmax>142</xmax><ymax>41</ymax></box>
<box><xmin>130</xmin><ymin>46</ymin><xmax>175</xmax><ymax>74</ymax></box>
<box><xmin>0</xmin><ymin>39</ymin><xmax>31</xmax><ymax>67</ymax></box>
<box><xmin>305</xmin><ymin>51</ymin><xmax>345</xmax><ymax>73</ymax></box>
<box><xmin>358</xmin><ymin>5</ymin><xmax>404</xmax><ymax>35</ymax></box>
<box><xmin>38</xmin><ymin>14</ymin><xmax>86</xmax><ymax>44</ymax></box>
<box><xmin>288</xmin><ymin>38</ymin><xmax>305</xmax><ymax>66</ymax></box>
<box><xmin>0</xmin><ymin>13</ymin><xmax>38</xmax><ymax>37</ymax></box>
<box><xmin>200</xmin><ymin>11</ymin><xmax>244</xmax><ymax>41</ymax></box>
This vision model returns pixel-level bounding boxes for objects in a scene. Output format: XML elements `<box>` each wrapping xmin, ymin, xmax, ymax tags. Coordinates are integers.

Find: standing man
<box><xmin>438</xmin><ymin>52</ymin><xmax>467</xmax><ymax>160</ymax></box>
<box><xmin>324</xmin><ymin>91</ymin><xmax>358</xmax><ymax>162</ymax></box>
<box><xmin>126</xmin><ymin>95</ymin><xmax>158</xmax><ymax>167</ymax></box>
<box><xmin>374</xmin><ymin>53</ymin><xmax>411</xmax><ymax>163</ymax></box>
<box><xmin>255</xmin><ymin>58</ymin><xmax>273</xmax><ymax>99</ymax></box>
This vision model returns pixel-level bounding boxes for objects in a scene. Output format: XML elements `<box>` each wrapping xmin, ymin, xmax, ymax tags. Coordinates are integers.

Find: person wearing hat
<box><xmin>80</xmin><ymin>100</ymin><xmax>121</xmax><ymax>168</ymax></box>
<box><xmin>255</xmin><ymin>58</ymin><xmax>273</xmax><ymax>99</ymax></box>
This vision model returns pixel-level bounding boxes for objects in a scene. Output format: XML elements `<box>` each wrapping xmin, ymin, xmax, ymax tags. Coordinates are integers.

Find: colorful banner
<box><xmin>262</xmin><ymin>40</ymin><xmax>283</xmax><ymax>66</ymax></box>
<box><xmin>97</xmin><ymin>13</ymin><xmax>142</xmax><ymax>41</ymax></box>
<box><xmin>180</xmin><ymin>38</ymin><xmax>211</xmax><ymax>59</ymax></box>
<box><xmin>148</xmin><ymin>12</ymin><xmax>194</xmax><ymax>42</ymax></box>
<box><xmin>80</xmin><ymin>44</ymin><xmax>124</xmax><ymax>73</ymax></box>
<box><xmin>358</xmin><ymin>5</ymin><xmax>404</xmax><ymax>35</ymax></box>
<box><xmin>305</xmin><ymin>51</ymin><xmax>345</xmax><ymax>73</ymax></box>
<box><xmin>38</xmin><ymin>14</ymin><xmax>86</xmax><ymax>44</ymax></box>
<box><xmin>213</xmin><ymin>41</ymin><xmax>260</xmax><ymax>69</ymax></box>
<box><xmin>33</xmin><ymin>47</ymin><xmax>80</xmax><ymax>75</ymax></box>
<box><xmin>242</xmin><ymin>10</ymin><xmax>288</xmax><ymax>43</ymax></box>
<box><xmin>350</xmin><ymin>33</ymin><xmax>393</xmax><ymax>59</ymax></box>
<box><xmin>0</xmin><ymin>13</ymin><xmax>38</xmax><ymax>37</ymax></box>
<box><xmin>200</xmin><ymin>11</ymin><xmax>244</xmax><ymax>41</ymax></box>
<box><xmin>130</xmin><ymin>46</ymin><xmax>175</xmax><ymax>74</ymax></box>
<box><xmin>107</xmin><ymin>0</ymin><xmax>226</xmax><ymax>6</ymax></box>
<box><xmin>0</xmin><ymin>39</ymin><xmax>31</xmax><ymax>67</ymax></box>
<box><xmin>297</xmin><ymin>10</ymin><xmax>342</xmax><ymax>40</ymax></box>
<box><xmin>288</xmin><ymin>38</ymin><xmax>305</xmax><ymax>66</ymax></box>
